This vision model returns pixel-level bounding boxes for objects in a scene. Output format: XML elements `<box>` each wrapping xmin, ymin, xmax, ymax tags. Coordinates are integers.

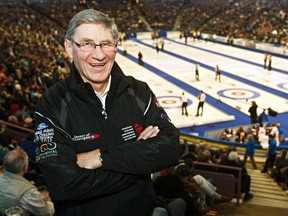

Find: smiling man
<box><xmin>34</xmin><ymin>9</ymin><xmax>180</xmax><ymax>216</ymax></box>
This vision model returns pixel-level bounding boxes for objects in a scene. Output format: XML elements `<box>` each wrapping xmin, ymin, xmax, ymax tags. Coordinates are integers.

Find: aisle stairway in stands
<box><xmin>248</xmin><ymin>168</ymin><xmax>288</xmax><ymax>208</ymax></box>
<box><xmin>208</xmin><ymin>167</ymin><xmax>288</xmax><ymax>216</ymax></box>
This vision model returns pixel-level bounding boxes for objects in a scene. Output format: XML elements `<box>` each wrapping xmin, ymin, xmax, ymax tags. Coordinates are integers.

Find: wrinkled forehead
<box><xmin>73</xmin><ymin>23</ymin><xmax>114</xmax><ymax>42</ymax></box>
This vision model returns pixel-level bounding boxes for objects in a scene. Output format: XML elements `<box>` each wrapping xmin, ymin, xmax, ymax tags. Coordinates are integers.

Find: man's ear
<box><xmin>64</xmin><ymin>39</ymin><xmax>73</xmax><ymax>59</ymax></box>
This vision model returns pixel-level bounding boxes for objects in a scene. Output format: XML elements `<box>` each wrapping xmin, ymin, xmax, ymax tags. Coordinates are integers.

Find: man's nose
<box><xmin>91</xmin><ymin>46</ymin><xmax>106</xmax><ymax>58</ymax></box>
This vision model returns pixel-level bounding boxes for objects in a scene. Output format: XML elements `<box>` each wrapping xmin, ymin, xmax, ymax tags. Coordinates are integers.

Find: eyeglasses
<box><xmin>70</xmin><ymin>39</ymin><xmax>117</xmax><ymax>52</ymax></box>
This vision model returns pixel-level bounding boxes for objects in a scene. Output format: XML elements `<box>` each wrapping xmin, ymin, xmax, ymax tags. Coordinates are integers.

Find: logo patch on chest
<box><xmin>121</xmin><ymin>123</ymin><xmax>143</xmax><ymax>141</ymax></box>
<box><xmin>122</xmin><ymin>126</ymin><xmax>136</xmax><ymax>141</ymax></box>
<box><xmin>72</xmin><ymin>133</ymin><xmax>101</xmax><ymax>141</ymax></box>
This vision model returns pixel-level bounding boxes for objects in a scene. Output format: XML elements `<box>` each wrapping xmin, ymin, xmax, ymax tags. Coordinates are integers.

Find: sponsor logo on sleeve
<box><xmin>35</xmin><ymin>128</ymin><xmax>55</xmax><ymax>143</ymax></box>
<box><xmin>37</xmin><ymin>123</ymin><xmax>48</xmax><ymax>131</ymax></box>
<box><xmin>36</xmin><ymin>142</ymin><xmax>58</xmax><ymax>162</ymax></box>
<box><xmin>34</xmin><ymin>128</ymin><xmax>54</xmax><ymax>143</ymax></box>
<box><xmin>35</xmin><ymin>127</ymin><xmax>58</xmax><ymax>162</ymax></box>
<box><xmin>161</xmin><ymin>113</ymin><xmax>171</xmax><ymax>122</ymax></box>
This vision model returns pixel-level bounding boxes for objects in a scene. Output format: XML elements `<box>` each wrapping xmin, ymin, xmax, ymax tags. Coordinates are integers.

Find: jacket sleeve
<box><xmin>34</xmin><ymin>111</ymin><xmax>137</xmax><ymax>201</ymax></box>
<box><xmin>101</xmin><ymin>83</ymin><xmax>180</xmax><ymax>175</ymax></box>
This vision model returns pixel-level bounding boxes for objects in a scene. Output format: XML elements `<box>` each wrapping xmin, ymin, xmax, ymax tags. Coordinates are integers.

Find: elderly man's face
<box><xmin>65</xmin><ymin>23</ymin><xmax>117</xmax><ymax>89</ymax></box>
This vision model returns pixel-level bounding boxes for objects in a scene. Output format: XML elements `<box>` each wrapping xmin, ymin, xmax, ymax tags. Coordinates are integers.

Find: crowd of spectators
<box><xmin>203</xmin><ymin>0</ymin><xmax>288</xmax><ymax>45</ymax></box>
<box><xmin>0</xmin><ymin>1</ymin><xmax>287</xmax><ymax>215</ymax></box>
<box><xmin>178</xmin><ymin>0</ymin><xmax>224</xmax><ymax>32</ymax></box>
<box><xmin>138</xmin><ymin>0</ymin><xmax>186</xmax><ymax>30</ymax></box>
<box><xmin>176</xmin><ymin>0</ymin><xmax>288</xmax><ymax>46</ymax></box>
<box><xmin>151</xmin><ymin>141</ymin><xmax>257</xmax><ymax>215</ymax></box>
<box><xmin>0</xmin><ymin>0</ymin><xmax>287</xmax><ymax>127</ymax></box>
<box><xmin>178</xmin><ymin>141</ymin><xmax>256</xmax><ymax>197</ymax></box>
<box><xmin>0</xmin><ymin>2</ymin><xmax>70</xmax><ymax>128</ymax></box>
<box><xmin>219</xmin><ymin>121</ymin><xmax>284</xmax><ymax>147</ymax></box>
<box><xmin>177</xmin><ymin>135</ymin><xmax>287</xmax><ymax>193</ymax></box>
<box><xmin>6</xmin><ymin>0</ymin><xmax>288</xmax><ymax>45</ymax></box>
<box><xmin>151</xmin><ymin>142</ymin><xmax>238</xmax><ymax>215</ymax></box>
<box><xmin>0</xmin><ymin>0</ymin><xmax>287</xmax><ymax>152</ymax></box>
<box><xmin>29</xmin><ymin>0</ymin><xmax>148</xmax><ymax>32</ymax></box>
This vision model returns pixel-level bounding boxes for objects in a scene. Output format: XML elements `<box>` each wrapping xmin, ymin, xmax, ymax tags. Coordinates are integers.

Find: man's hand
<box><xmin>137</xmin><ymin>125</ymin><xmax>160</xmax><ymax>141</ymax></box>
<box><xmin>77</xmin><ymin>149</ymin><xmax>102</xmax><ymax>169</ymax></box>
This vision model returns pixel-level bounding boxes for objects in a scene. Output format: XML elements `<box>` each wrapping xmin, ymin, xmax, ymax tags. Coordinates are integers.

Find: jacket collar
<box><xmin>4</xmin><ymin>171</ymin><xmax>30</xmax><ymax>183</ymax></box>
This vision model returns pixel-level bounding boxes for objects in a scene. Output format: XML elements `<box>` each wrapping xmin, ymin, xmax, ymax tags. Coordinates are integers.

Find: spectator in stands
<box><xmin>257</xmin><ymin>122</ymin><xmax>269</xmax><ymax>149</ymax></box>
<box><xmin>269</xmin><ymin>122</ymin><xmax>280</xmax><ymax>146</ymax></box>
<box><xmin>274</xmin><ymin>150</ymin><xmax>287</xmax><ymax>168</ymax></box>
<box><xmin>7</xmin><ymin>115</ymin><xmax>20</xmax><ymax>126</ymax></box>
<box><xmin>33</xmin><ymin>9</ymin><xmax>180</xmax><ymax>216</ymax></box>
<box><xmin>153</xmin><ymin>166</ymin><xmax>201</xmax><ymax>216</ymax></box>
<box><xmin>152</xmin><ymin>197</ymin><xmax>186</xmax><ymax>216</ymax></box>
<box><xmin>219</xmin><ymin>131</ymin><xmax>229</xmax><ymax>141</ymax></box>
<box><xmin>222</xmin><ymin>151</ymin><xmax>254</xmax><ymax>201</ymax></box>
<box><xmin>250</xmin><ymin>124</ymin><xmax>258</xmax><ymax>142</ymax></box>
<box><xmin>22</xmin><ymin>117</ymin><xmax>34</xmax><ymax>129</ymax></box>
<box><xmin>0</xmin><ymin>149</ymin><xmax>54</xmax><ymax>215</ymax></box>
<box><xmin>271</xmin><ymin>150</ymin><xmax>288</xmax><ymax>185</ymax></box>
<box><xmin>261</xmin><ymin>134</ymin><xmax>277</xmax><ymax>173</ymax></box>
<box><xmin>243</xmin><ymin>134</ymin><xmax>257</xmax><ymax>169</ymax></box>
<box><xmin>222</xmin><ymin>128</ymin><xmax>234</xmax><ymax>141</ymax></box>
<box><xmin>19</xmin><ymin>134</ymin><xmax>37</xmax><ymax>163</ymax></box>
<box><xmin>235</xmin><ymin>126</ymin><xmax>247</xmax><ymax>143</ymax></box>
<box><xmin>15</xmin><ymin>104</ymin><xmax>31</xmax><ymax>124</ymax></box>
<box><xmin>0</xmin><ymin>144</ymin><xmax>9</xmax><ymax>167</ymax></box>
<box><xmin>217</xmin><ymin>148</ymin><xmax>229</xmax><ymax>164</ymax></box>
<box><xmin>197</xmin><ymin>143</ymin><xmax>213</xmax><ymax>163</ymax></box>
<box><xmin>257</xmin><ymin>122</ymin><xmax>266</xmax><ymax>140</ymax></box>
<box><xmin>174</xmin><ymin>163</ymin><xmax>233</xmax><ymax>212</ymax></box>
<box><xmin>9</xmin><ymin>99</ymin><xmax>20</xmax><ymax>116</ymax></box>
<box><xmin>180</xmin><ymin>144</ymin><xmax>199</xmax><ymax>162</ymax></box>
<box><xmin>276</xmin><ymin>123</ymin><xmax>284</xmax><ymax>145</ymax></box>
<box><xmin>210</xmin><ymin>148</ymin><xmax>222</xmax><ymax>164</ymax></box>
<box><xmin>0</xmin><ymin>121</ymin><xmax>9</xmax><ymax>148</ymax></box>
<box><xmin>0</xmin><ymin>105</ymin><xmax>9</xmax><ymax>121</ymax></box>
<box><xmin>248</xmin><ymin>101</ymin><xmax>258</xmax><ymax>124</ymax></box>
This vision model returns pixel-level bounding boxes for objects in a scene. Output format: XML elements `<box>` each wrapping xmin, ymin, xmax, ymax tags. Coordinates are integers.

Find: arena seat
<box><xmin>193</xmin><ymin>161</ymin><xmax>242</xmax><ymax>205</ymax></box>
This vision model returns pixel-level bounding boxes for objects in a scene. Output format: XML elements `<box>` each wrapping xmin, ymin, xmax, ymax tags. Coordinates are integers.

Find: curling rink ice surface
<box><xmin>115</xmin><ymin>35</ymin><xmax>288</xmax><ymax>130</ymax></box>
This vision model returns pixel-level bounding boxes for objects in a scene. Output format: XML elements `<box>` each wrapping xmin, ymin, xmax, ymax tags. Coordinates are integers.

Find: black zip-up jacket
<box><xmin>34</xmin><ymin>62</ymin><xmax>180</xmax><ymax>216</ymax></box>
